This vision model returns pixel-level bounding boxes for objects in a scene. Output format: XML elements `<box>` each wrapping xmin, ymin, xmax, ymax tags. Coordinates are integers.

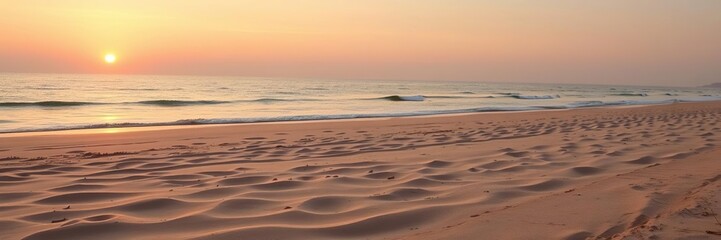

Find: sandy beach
<box><xmin>1</xmin><ymin>101</ymin><xmax>720</xmax><ymax>240</ymax></box>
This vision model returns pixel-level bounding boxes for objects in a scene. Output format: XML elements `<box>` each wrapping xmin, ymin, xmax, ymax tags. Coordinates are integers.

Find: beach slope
<box><xmin>1</xmin><ymin>101</ymin><xmax>720</xmax><ymax>239</ymax></box>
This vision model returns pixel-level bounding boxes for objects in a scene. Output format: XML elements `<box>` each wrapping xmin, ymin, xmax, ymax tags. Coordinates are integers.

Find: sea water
<box><xmin>1</xmin><ymin>73</ymin><xmax>720</xmax><ymax>133</ymax></box>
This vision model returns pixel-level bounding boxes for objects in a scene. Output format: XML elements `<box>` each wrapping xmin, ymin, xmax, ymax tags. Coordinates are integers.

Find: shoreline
<box><xmin>1</xmin><ymin>101</ymin><xmax>720</xmax><ymax>239</ymax></box>
<box><xmin>2</xmin><ymin>99</ymin><xmax>715</xmax><ymax>137</ymax></box>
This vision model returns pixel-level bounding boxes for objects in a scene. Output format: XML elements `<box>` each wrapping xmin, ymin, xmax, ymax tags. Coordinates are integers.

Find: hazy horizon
<box><xmin>0</xmin><ymin>71</ymin><xmax>715</xmax><ymax>89</ymax></box>
<box><xmin>2</xmin><ymin>1</ymin><xmax>720</xmax><ymax>87</ymax></box>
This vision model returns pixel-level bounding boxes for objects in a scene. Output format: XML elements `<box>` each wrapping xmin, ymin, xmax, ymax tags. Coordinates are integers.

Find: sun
<box><xmin>104</xmin><ymin>53</ymin><xmax>117</xmax><ymax>64</ymax></box>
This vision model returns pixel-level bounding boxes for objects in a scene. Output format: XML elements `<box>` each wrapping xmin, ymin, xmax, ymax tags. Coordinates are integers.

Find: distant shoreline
<box><xmin>3</xmin><ymin>99</ymin><xmax>719</xmax><ymax>136</ymax></box>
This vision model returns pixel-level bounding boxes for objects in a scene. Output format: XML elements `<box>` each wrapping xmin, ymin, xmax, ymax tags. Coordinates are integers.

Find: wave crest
<box><xmin>0</xmin><ymin>101</ymin><xmax>102</xmax><ymax>107</ymax></box>
<box><xmin>613</xmin><ymin>93</ymin><xmax>648</xmax><ymax>97</ymax></box>
<box><xmin>136</xmin><ymin>100</ymin><xmax>231</xmax><ymax>106</ymax></box>
<box><xmin>379</xmin><ymin>95</ymin><xmax>426</xmax><ymax>101</ymax></box>
<box><xmin>511</xmin><ymin>95</ymin><xmax>558</xmax><ymax>100</ymax></box>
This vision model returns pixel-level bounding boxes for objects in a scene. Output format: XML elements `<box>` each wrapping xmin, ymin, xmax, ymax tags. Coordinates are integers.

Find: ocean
<box><xmin>1</xmin><ymin>73</ymin><xmax>720</xmax><ymax>133</ymax></box>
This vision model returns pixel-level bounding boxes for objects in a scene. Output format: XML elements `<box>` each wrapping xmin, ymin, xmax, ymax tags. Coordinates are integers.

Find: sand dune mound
<box><xmin>35</xmin><ymin>192</ymin><xmax>138</xmax><ymax>205</ymax></box>
<box><xmin>519</xmin><ymin>179</ymin><xmax>567</xmax><ymax>191</ymax></box>
<box><xmin>298</xmin><ymin>196</ymin><xmax>358</xmax><ymax>213</ymax></box>
<box><xmin>567</xmin><ymin>166</ymin><xmax>603</xmax><ymax>176</ymax></box>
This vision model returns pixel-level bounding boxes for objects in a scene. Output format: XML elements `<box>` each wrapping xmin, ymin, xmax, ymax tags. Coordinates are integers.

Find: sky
<box><xmin>0</xmin><ymin>0</ymin><xmax>720</xmax><ymax>87</ymax></box>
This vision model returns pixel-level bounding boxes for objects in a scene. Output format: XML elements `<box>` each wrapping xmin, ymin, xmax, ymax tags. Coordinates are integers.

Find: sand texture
<box><xmin>1</xmin><ymin>101</ymin><xmax>721</xmax><ymax>239</ymax></box>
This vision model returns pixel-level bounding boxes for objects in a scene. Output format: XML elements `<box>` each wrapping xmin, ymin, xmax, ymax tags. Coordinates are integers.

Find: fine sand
<box><xmin>1</xmin><ymin>101</ymin><xmax>721</xmax><ymax>240</ymax></box>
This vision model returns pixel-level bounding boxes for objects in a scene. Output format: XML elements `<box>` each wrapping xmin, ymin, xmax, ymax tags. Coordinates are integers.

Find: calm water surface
<box><xmin>1</xmin><ymin>73</ymin><xmax>720</xmax><ymax>133</ymax></box>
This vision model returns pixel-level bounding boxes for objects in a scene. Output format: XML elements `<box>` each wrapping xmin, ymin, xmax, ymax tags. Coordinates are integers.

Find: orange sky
<box><xmin>1</xmin><ymin>1</ymin><xmax>720</xmax><ymax>86</ymax></box>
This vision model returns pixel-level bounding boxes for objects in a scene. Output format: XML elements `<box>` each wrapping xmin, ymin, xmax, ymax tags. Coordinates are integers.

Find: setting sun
<box><xmin>1</xmin><ymin>2</ymin><xmax>721</xmax><ymax>240</ymax></box>
<box><xmin>104</xmin><ymin>54</ymin><xmax>116</xmax><ymax>64</ymax></box>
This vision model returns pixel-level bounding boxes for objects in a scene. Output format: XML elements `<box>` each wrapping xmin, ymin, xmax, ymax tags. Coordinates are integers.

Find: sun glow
<box><xmin>104</xmin><ymin>54</ymin><xmax>116</xmax><ymax>64</ymax></box>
